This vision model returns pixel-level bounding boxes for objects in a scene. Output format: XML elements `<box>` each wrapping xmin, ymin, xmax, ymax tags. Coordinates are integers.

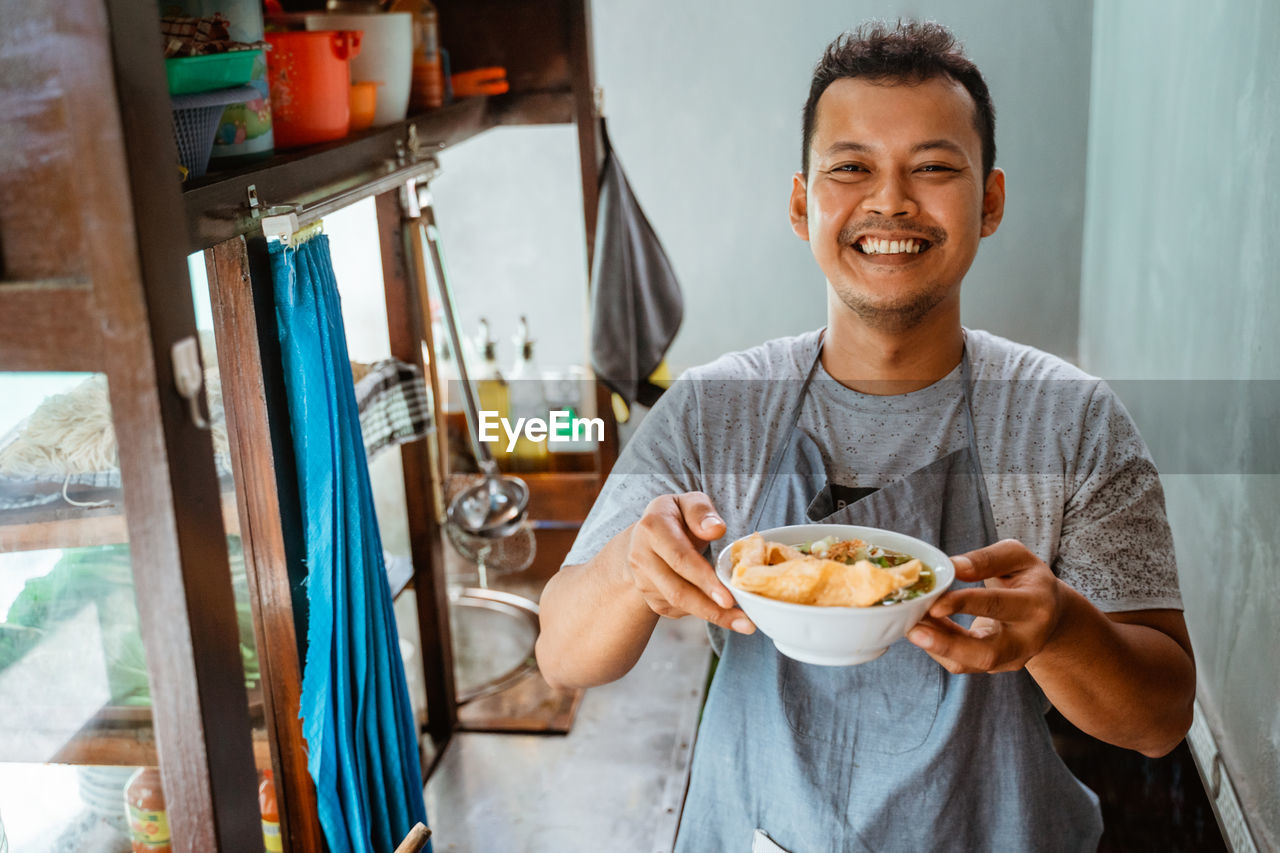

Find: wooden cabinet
<box><xmin>0</xmin><ymin>1</ymin><xmax>611</xmax><ymax>849</ymax></box>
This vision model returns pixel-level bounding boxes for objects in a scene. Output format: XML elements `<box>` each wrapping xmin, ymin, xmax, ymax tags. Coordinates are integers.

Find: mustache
<box><xmin>838</xmin><ymin>218</ymin><xmax>947</xmax><ymax>245</ymax></box>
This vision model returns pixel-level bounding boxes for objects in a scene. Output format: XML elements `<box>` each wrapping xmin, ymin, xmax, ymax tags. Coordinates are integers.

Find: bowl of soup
<box><xmin>716</xmin><ymin>523</ymin><xmax>955</xmax><ymax>666</ymax></box>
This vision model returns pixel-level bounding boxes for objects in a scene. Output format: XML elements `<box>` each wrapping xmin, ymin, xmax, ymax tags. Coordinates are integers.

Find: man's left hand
<box><xmin>907</xmin><ymin>539</ymin><xmax>1065</xmax><ymax>673</ymax></box>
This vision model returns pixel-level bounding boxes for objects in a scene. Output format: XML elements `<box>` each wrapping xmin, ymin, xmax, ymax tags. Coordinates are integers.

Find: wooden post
<box><xmin>568</xmin><ymin>0</ymin><xmax>621</xmax><ymax>478</ymax></box>
<box><xmin>375</xmin><ymin>188</ymin><xmax>459</xmax><ymax>747</ymax></box>
<box><xmin>103</xmin><ymin>0</ymin><xmax>263</xmax><ymax>847</ymax></box>
<box><xmin>206</xmin><ymin>237</ymin><xmax>325</xmax><ymax>852</ymax></box>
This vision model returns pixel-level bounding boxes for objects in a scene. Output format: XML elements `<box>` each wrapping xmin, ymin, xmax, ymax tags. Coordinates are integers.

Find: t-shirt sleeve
<box><xmin>1054</xmin><ymin>380</ymin><xmax>1183</xmax><ymax>612</ymax></box>
<box><xmin>561</xmin><ymin>380</ymin><xmax>702</xmax><ymax>568</ymax></box>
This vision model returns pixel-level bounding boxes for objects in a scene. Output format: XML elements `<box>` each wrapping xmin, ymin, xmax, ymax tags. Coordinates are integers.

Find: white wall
<box><xmin>1081</xmin><ymin>1</ymin><xmax>1280</xmax><ymax>847</ymax></box>
<box><xmin>427</xmin><ymin>1</ymin><xmax>1094</xmax><ymax>374</ymax></box>
<box><xmin>429</xmin><ymin>127</ymin><xmax>592</xmax><ymax>376</ymax></box>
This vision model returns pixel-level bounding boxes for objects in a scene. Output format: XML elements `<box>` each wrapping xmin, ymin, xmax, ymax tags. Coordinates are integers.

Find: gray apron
<box><xmin>674</xmin><ymin>334</ymin><xmax>1102</xmax><ymax>853</ymax></box>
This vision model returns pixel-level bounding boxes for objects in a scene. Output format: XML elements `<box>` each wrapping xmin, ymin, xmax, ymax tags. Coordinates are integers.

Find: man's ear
<box><xmin>790</xmin><ymin>171</ymin><xmax>810</xmax><ymax>240</ymax></box>
<box><xmin>980</xmin><ymin>168</ymin><xmax>1005</xmax><ymax>237</ymax></box>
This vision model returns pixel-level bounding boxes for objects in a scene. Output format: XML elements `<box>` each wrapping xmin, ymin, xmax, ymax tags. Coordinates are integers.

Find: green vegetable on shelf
<box><xmin>0</xmin><ymin>538</ymin><xmax>261</xmax><ymax>706</ymax></box>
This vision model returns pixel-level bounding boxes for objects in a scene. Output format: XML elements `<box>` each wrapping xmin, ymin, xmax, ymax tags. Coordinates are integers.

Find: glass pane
<box><xmin>186</xmin><ymin>255</ymin><xmax>264</xmax><ymax>736</ymax></box>
<box><xmin>0</xmin><ymin>371</ymin><xmax>182</xmax><ymax>851</ymax></box>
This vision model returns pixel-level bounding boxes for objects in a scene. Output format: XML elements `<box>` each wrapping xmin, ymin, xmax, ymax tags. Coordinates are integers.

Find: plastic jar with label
<box><xmin>124</xmin><ymin>767</ymin><xmax>172</xmax><ymax>853</ymax></box>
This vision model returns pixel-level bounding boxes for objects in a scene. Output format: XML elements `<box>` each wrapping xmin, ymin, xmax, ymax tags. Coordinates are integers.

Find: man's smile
<box><xmin>856</xmin><ymin>236</ymin><xmax>928</xmax><ymax>254</ymax></box>
<box><xmin>845</xmin><ymin>232</ymin><xmax>940</xmax><ymax>267</ymax></box>
<box><xmin>834</xmin><ymin>220</ymin><xmax>949</xmax><ymax>268</ymax></box>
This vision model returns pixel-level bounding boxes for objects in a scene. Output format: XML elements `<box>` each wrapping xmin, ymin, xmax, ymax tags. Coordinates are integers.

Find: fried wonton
<box><xmin>730</xmin><ymin>532</ymin><xmax>804</xmax><ymax>569</ymax></box>
<box><xmin>730</xmin><ymin>535</ymin><xmax>923</xmax><ymax>607</ymax></box>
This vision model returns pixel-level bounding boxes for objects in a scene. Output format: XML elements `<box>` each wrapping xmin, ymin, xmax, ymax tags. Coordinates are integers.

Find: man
<box><xmin>536</xmin><ymin>20</ymin><xmax>1195</xmax><ymax>852</ymax></box>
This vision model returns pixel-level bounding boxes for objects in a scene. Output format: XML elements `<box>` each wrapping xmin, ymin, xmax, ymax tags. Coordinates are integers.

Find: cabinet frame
<box><xmin>1</xmin><ymin>1</ymin><xmax>615</xmax><ymax>848</ymax></box>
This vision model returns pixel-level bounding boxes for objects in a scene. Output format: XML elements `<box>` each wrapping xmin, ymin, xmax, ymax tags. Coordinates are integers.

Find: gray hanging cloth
<box><xmin>589</xmin><ymin>120</ymin><xmax>683</xmax><ymax>408</ymax></box>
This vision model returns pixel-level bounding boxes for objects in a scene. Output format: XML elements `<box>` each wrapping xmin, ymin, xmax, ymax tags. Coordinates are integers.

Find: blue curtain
<box><xmin>269</xmin><ymin>235</ymin><xmax>430</xmax><ymax>852</ymax></box>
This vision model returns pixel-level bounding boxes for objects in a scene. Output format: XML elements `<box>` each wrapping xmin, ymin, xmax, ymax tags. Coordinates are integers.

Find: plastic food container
<box><xmin>305</xmin><ymin>13</ymin><xmax>412</xmax><ymax>127</ymax></box>
<box><xmin>165</xmin><ymin>50</ymin><xmax>259</xmax><ymax>96</ymax></box>
<box><xmin>349</xmin><ymin>81</ymin><xmax>378</xmax><ymax>132</ymax></box>
<box><xmin>265</xmin><ymin>30</ymin><xmax>363</xmax><ymax>149</ymax></box>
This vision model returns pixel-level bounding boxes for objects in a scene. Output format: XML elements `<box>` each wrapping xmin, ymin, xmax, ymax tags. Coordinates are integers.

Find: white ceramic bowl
<box><xmin>717</xmin><ymin>523</ymin><xmax>955</xmax><ymax>666</ymax></box>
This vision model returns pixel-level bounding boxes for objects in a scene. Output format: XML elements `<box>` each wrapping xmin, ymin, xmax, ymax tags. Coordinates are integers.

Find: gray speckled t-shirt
<box><xmin>565</xmin><ymin>327</ymin><xmax>1181</xmax><ymax>612</ymax></box>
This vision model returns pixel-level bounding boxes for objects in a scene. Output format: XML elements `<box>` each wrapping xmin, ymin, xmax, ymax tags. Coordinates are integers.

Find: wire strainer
<box><xmin>443</xmin><ymin>473</ymin><xmax>536</xmax><ymax>588</ymax></box>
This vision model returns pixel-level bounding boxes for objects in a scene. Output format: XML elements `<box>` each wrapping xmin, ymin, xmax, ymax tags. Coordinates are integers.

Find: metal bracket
<box><xmin>400</xmin><ymin>177</ymin><xmax>422</xmax><ymax>219</ymax></box>
<box><xmin>171</xmin><ymin>336</ymin><xmax>211</xmax><ymax>430</ymax></box>
<box><xmin>407</xmin><ymin>124</ymin><xmax>422</xmax><ymax>161</ymax></box>
<box><xmin>246</xmin><ymin>184</ymin><xmax>261</xmax><ymax>217</ymax></box>
<box><xmin>261</xmin><ymin>209</ymin><xmax>302</xmax><ymax>244</ymax></box>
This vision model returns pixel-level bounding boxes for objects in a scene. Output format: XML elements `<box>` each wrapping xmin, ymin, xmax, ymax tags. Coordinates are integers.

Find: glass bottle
<box><xmin>259</xmin><ymin>769</ymin><xmax>281</xmax><ymax>851</ymax></box>
<box><xmin>391</xmin><ymin>0</ymin><xmax>446</xmax><ymax>110</ymax></box>
<box><xmin>507</xmin><ymin>316</ymin><xmax>549</xmax><ymax>472</ymax></box>
<box><xmin>471</xmin><ymin>318</ymin><xmax>510</xmax><ymax>466</ymax></box>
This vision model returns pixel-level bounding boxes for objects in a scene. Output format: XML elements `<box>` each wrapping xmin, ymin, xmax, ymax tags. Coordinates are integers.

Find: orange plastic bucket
<box><xmin>265</xmin><ymin>30</ymin><xmax>363</xmax><ymax>149</ymax></box>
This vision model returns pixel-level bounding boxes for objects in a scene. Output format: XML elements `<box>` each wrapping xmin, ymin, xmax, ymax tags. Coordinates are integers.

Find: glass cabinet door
<box><xmin>1</xmin><ymin>0</ymin><xmax>265</xmax><ymax>849</ymax></box>
<box><xmin>0</xmin><ymin>373</ymin><xmax>175</xmax><ymax>850</ymax></box>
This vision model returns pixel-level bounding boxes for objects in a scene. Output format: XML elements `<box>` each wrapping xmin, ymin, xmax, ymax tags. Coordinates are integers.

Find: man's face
<box><xmin>790</xmin><ymin>75</ymin><xmax>1005</xmax><ymax>332</ymax></box>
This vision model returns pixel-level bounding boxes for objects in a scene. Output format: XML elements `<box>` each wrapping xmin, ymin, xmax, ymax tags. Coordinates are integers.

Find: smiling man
<box><xmin>537</xmin><ymin>21</ymin><xmax>1194</xmax><ymax>852</ymax></box>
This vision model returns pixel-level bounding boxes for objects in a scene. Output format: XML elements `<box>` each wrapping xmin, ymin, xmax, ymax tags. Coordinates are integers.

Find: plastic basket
<box><xmin>171</xmin><ymin>86</ymin><xmax>258</xmax><ymax>178</ymax></box>
<box><xmin>166</xmin><ymin>50</ymin><xmax>259</xmax><ymax>96</ymax></box>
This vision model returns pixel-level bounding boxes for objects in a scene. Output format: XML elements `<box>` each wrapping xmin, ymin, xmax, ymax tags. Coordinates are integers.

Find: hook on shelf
<box><xmin>171</xmin><ymin>336</ymin><xmax>212</xmax><ymax>430</ymax></box>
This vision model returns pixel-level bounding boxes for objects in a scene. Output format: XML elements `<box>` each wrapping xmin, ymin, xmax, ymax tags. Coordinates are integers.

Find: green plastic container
<box><xmin>165</xmin><ymin>50</ymin><xmax>259</xmax><ymax>96</ymax></box>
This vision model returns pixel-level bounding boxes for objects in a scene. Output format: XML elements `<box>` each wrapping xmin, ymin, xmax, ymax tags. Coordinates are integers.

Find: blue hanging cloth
<box><xmin>269</xmin><ymin>234</ymin><xmax>430</xmax><ymax>853</ymax></box>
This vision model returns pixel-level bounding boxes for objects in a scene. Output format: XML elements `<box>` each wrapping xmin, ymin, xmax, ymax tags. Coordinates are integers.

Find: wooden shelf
<box><xmin>183</xmin><ymin>90</ymin><xmax>575</xmax><ymax>253</ymax></box>
<box><xmin>522</xmin><ymin>470</ymin><xmax>600</xmax><ymax>522</ymax></box>
<box><xmin>0</xmin><ymin>491</ymin><xmax>240</xmax><ymax>554</ymax></box>
<box><xmin>48</xmin><ymin>715</ymin><xmax>273</xmax><ymax>768</ymax></box>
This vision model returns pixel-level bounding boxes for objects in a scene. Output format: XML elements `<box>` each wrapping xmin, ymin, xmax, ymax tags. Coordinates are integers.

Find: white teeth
<box><xmin>860</xmin><ymin>237</ymin><xmax>925</xmax><ymax>255</ymax></box>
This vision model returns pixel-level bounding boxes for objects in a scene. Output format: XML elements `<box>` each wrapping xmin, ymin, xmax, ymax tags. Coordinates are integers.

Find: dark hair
<box><xmin>801</xmin><ymin>21</ymin><xmax>996</xmax><ymax>179</ymax></box>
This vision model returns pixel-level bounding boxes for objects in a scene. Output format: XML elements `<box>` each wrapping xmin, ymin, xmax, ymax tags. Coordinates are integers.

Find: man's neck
<box><xmin>821</xmin><ymin>299</ymin><xmax>965</xmax><ymax>395</ymax></box>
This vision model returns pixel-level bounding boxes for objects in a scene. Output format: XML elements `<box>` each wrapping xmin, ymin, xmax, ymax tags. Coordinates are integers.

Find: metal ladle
<box><xmin>412</xmin><ymin>180</ymin><xmax>529</xmax><ymax>538</ymax></box>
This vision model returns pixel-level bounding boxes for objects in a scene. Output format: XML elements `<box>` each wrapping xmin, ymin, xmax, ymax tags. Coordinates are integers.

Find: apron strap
<box><xmin>747</xmin><ymin>331</ymin><xmax>826</xmax><ymax>532</ymax></box>
<box><xmin>751</xmin><ymin>329</ymin><xmax>998</xmax><ymax>543</ymax></box>
<box><xmin>959</xmin><ymin>334</ymin><xmax>999</xmax><ymax>544</ymax></box>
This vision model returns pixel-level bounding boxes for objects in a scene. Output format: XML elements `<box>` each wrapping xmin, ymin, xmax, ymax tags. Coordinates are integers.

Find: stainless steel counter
<box><xmin>423</xmin><ymin>616</ymin><xmax>711</xmax><ymax>852</ymax></box>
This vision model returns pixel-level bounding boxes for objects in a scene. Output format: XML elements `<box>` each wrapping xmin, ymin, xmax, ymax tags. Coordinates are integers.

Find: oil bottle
<box><xmin>472</xmin><ymin>318</ymin><xmax>510</xmax><ymax>466</ymax></box>
<box><xmin>507</xmin><ymin>316</ymin><xmax>549</xmax><ymax>472</ymax></box>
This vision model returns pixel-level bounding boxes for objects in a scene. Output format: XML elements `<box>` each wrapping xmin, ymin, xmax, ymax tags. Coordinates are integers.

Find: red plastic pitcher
<box><xmin>265</xmin><ymin>30</ymin><xmax>363</xmax><ymax>149</ymax></box>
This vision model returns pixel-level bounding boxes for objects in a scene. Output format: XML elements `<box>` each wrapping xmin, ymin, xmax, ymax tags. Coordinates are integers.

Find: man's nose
<box><xmin>861</xmin><ymin>171</ymin><xmax>918</xmax><ymax>218</ymax></box>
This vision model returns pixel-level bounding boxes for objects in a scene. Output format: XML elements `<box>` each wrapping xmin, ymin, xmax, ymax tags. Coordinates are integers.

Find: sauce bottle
<box><xmin>260</xmin><ymin>769</ymin><xmax>282</xmax><ymax>852</ymax></box>
<box><xmin>125</xmin><ymin>767</ymin><xmax>171</xmax><ymax>853</ymax></box>
<box><xmin>472</xmin><ymin>318</ymin><xmax>511</xmax><ymax>468</ymax></box>
<box><xmin>391</xmin><ymin>0</ymin><xmax>447</xmax><ymax>110</ymax></box>
<box><xmin>507</xmin><ymin>316</ymin><xmax>549</xmax><ymax>472</ymax></box>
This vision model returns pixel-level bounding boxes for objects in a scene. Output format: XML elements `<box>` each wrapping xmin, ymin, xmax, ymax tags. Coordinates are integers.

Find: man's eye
<box><xmin>832</xmin><ymin>164</ymin><xmax>867</xmax><ymax>173</ymax></box>
<box><xmin>918</xmin><ymin>164</ymin><xmax>957</xmax><ymax>173</ymax></box>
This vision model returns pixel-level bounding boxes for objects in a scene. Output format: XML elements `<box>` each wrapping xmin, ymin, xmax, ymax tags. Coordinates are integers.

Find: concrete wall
<box><xmin>429</xmin><ymin>0</ymin><xmax>1094</xmax><ymax>373</ymax></box>
<box><xmin>1080</xmin><ymin>1</ymin><xmax>1280</xmax><ymax>848</ymax></box>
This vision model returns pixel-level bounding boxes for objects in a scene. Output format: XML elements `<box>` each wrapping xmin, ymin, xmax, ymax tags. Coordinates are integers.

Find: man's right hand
<box><xmin>624</xmin><ymin>492</ymin><xmax>756</xmax><ymax>634</ymax></box>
